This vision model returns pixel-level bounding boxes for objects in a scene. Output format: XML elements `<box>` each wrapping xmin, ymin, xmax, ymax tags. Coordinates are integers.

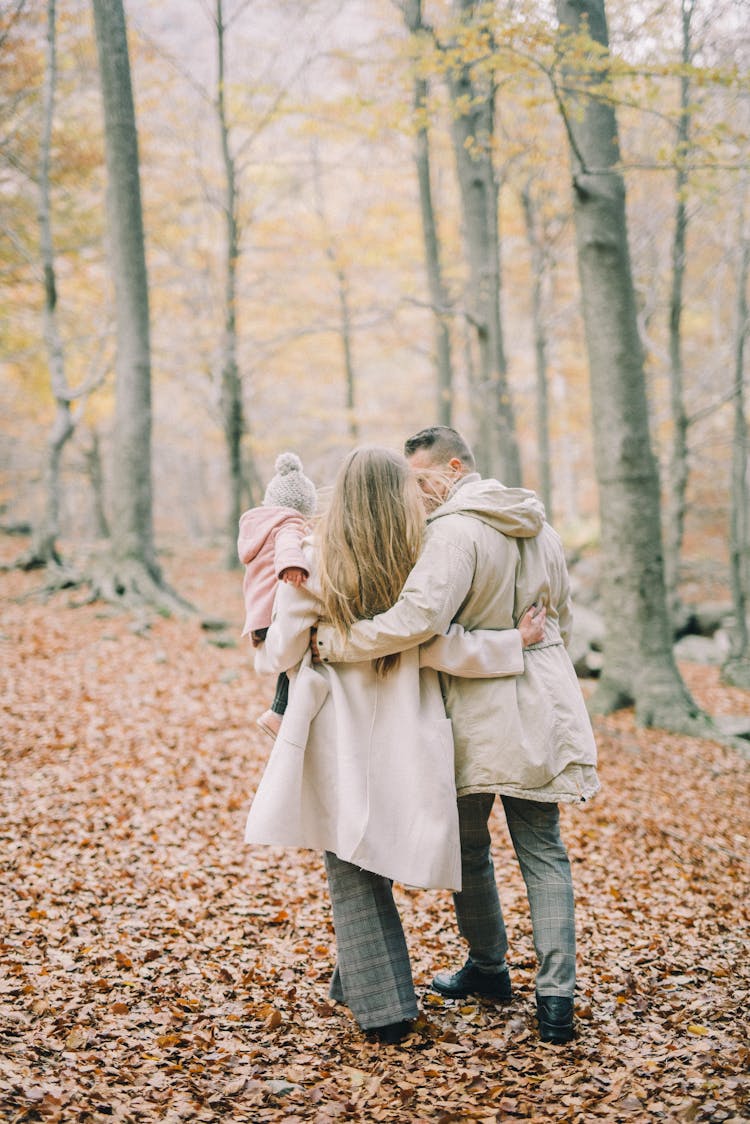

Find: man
<box><xmin>316</xmin><ymin>426</ymin><xmax>599</xmax><ymax>1043</ymax></box>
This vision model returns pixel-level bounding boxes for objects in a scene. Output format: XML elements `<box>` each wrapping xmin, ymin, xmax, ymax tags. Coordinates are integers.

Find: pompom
<box><xmin>275</xmin><ymin>452</ymin><xmax>302</xmax><ymax>475</ymax></box>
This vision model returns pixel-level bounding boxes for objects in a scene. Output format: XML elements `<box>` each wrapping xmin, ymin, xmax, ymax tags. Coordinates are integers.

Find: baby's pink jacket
<box><xmin>238</xmin><ymin>506</ymin><xmax>309</xmax><ymax>636</ymax></box>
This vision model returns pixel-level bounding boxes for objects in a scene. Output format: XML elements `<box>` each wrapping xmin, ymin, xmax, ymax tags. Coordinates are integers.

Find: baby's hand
<box><xmin>280</xmin><ymin>566</ymin><xmax>307</xmax><ymax>587</ymax></box>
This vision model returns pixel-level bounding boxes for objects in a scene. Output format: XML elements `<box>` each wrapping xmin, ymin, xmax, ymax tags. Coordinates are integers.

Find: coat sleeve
<box><xmin>551</xmin><ymin>530</ymin><xmax>573</xmax><ymax>647</ymax></box>
<box><xmin>419</xmin><ymin>624</ymin><xmax>524</xmax><ymax>678</ymax></box>
<box><xmin>316</xmin><ymin>523</ymin><xmax>477</xmax><ymax>663</ymax></box>
<box><xmin>253</xmin><ymin>578</ymin><xmax>320</xmax><ymax>675</ymax></box>
<box><xmin>274</xmin><ymin>516</ymin><xmax>309</xmax><ymax>578</ymax></box>
<box><xmin>558</xmin><ymin>587</ymin><xmax>573</xmax><ymax>649</ymax></box>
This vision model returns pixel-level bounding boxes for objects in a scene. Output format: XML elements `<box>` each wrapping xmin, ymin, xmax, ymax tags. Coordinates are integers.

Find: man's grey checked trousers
<box><xmin>456</xmin><ymin>792</ymin><xmax>576</xmax><ymax>997</ymax></box>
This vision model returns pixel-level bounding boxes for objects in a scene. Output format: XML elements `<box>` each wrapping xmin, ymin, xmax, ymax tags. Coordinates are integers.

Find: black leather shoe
<box><xmin>365</xmin><ymin>1019</ymin><xmax>412</xmax><ymax>1044</ymax></box>
<box><xmin>537</xmin><ymin>995</ymin><xmax>574</xmax><ymax>1043</ymax></box>
<box><xmin>432</xmin><ymin>961</ymin><xmax>512</xmax><ymax>1000</ymax></box>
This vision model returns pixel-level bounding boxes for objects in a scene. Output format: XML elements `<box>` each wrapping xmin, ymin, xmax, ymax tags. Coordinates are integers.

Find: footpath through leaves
<box><xmin>1</xmin><ymin>547</ymin><xmax>749</xmax><ymax>1123</ymax></box>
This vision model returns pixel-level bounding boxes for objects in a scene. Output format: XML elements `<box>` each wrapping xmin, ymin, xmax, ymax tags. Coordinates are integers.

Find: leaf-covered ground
<box><xmin>1</xmin><ymin>544</ymin><xmax>749</xmax><ymax>1123</ymax></box>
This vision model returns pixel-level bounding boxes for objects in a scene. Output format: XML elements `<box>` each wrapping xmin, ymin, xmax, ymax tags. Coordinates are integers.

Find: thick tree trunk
<box><xmin>664</xmin><ymin>0</ymin><xmax>694</xmax><ymax>625</ymax></box>
<box><xmin>91</xmin><ymin>0</ymin><xmax>187</xmax><ymax>613</ymax></box>
<box><xmin>216</xmin><ymin>0</ymin><xmax>245</xmax><ymax>570</ymax></box>
<box><xmin>448</xmin><ymin>0</ymin><xmax>521</xmax><ymax>484</ymax></box>
<box><xmin>521</xmin><ymin>182</ymin><xmax>553</xmax><ymax>521</ymax></box>
<box><xmin>555</xmin><ymin>0</ymin><xmax>703</xmax><ymax>731</ymax></box>
<box><xmin>17</xmin><ymin>0</ymin><xmax>73</xmax><ymax>572</ymax></box>
<box><xmin>404</xmin><ymin>0</ymin><xmax>453</xmax><ymax>426</ymax></box>
<box><xmin>92</xmin><ymin>0</ymin><xmax>156</xmax><ymax>575</ymax></box>
<box><xmin>722</xmin><ymin>164</ymin><xmax>750</xmax><ymax>688</ymax></box>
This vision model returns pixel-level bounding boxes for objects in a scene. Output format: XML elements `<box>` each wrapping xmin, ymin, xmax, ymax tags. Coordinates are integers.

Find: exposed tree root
<box><xmin>12</xmin><ymin>555</ymin><xmax>194</xmax><ymax>618</ymax></box>
<box><xmin>590</xmin><ymin>673</ymin><xmax>750</xmax><ymax>759</ymax></box>
<box><xmin>587</xmin><ymin>676</ymin><xmax>633</xmax><ymax>715</ymax></box>
<box><xmin>11</xmin><ymin>558</ymin><xmax>82</xmax><ymax>595</ymax></box>
<box><xmin>720</xmin><ymin>656</ymin><xmax>750</xmax><ymax>690</ymax></box>
<box><xmin>79</xmin><ymin>557</ymin><xmax>195</xmax><ymax>617</ymax></box>
<box><xmin>9</xmin><ymin>542</ymin><xmax>63</xmax><ymax>573</ymax></box>
<box><xmin>0</xmin><ymin>520</ymin><xmax>32</xmax><ymax>537</ymax></box>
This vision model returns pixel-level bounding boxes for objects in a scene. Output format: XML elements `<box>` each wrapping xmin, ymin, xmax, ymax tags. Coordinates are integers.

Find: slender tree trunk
<box><xmin>521</xmin><ymin>182</ymin><xmax>553</xmax><ymax>521</ymax></box>
<box><xmin>82</xmin><ymin>427</ymin><xmax>110</xmax><ymax>540</ymax></box>
<box><xmin>311</xmin><ymin>142</ymin><xmax>358</xmax><ymax>440</ymax></box>
<box><xmin>404</xmin><ymin>0</ymin><xmax>453</xmax><ymax>425</ymax></box>
<box><xmin>216</xmin><ymin>0</ymin><xmax>245</xmax><ymax>569</ymax></box>
<box><xmin>334</xmin><ymin>264</ymin><xmax>358</xmax><ymax>441</ymax></box>
<box><xmin>722</xmin><ymin>163</ymin><xmax>750</xmax><ymax>686</ymax></box>
<box><xmin>555</xmin><ymin>0</ymin><xmax>703</xmax><ymax>731</ymax></box>
<box><xmin>664</xmin><ymin>0</ymin><xmax>695</xmax><ymax>626</ymax></box>
<box><xmin>18</xmin><ymin>0</ymin><xmax>73</xmax><ymax>571</ymax></box>
<box><xmin>448</xmin><ymin>0</ymin><xmax>521</xmax><ymax>484</ymax></box>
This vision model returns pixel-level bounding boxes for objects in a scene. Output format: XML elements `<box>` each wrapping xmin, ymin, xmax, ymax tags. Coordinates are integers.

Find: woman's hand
<box><xmin>518</xmin><ymin>604</ymin><xmax>546</xmax><ymax>647</ymax></box>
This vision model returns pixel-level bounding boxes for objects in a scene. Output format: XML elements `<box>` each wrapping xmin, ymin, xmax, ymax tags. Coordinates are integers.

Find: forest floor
<box><xmin>1</xmin><ymin>540</ymin><xmax>749</xmax><ymax>1124</ymax></box>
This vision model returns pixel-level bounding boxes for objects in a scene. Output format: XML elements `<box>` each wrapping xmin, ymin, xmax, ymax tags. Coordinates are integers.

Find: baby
<box><xmin>238</xmin><ymin>452</ymin><xmax>317</xmax><ymax>738</ymax></box>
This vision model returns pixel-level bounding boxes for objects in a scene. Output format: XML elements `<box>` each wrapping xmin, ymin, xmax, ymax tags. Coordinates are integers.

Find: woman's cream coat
<box><xmin>245</xmin><ymin>547</ymin><xmax>527</xmax><ymax>891</ymax></box>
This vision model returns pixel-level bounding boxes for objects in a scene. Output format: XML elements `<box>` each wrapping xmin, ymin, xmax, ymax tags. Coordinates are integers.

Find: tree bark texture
<box><xmin>404</xmin><ymin>0</ymin><xmax>454</xmax><ymax>426</ymax></box>
<box><xmin>335</xmin><ymin>264</ymin><xmax>358</xmax><ymax>441</ymax></box>
<box><xmin>521</xmin><ymin>182</ymin><xmax>553</xmax><ymax>522</ymax></box>
<box><xmin>664</xmin><ymin>0</ymin><xmax>694</xmax><ymax>624</ymax></box>
<box><xmin>723</xmin><ymin>162</ymin><xmax>749</xmax><ymax>683</ymax></box>
<box><xmin>20</xmin><ymin>0</ymin><xmax>73</xmax><ymax>570</ymax></box>
<box><xmin>92</xmin><ymin>0</ymin><xmax>158</xmax><ymax>577</ymax></box>
<box><xmin>216</xmin><ymin>0</ymin><xmax>245</xmax><ymax>569</ymax></box>
<box><xmin>448</xmin><ymin>0</ymin><xmax>521</xmax><ymax>485</ymax></box>
<box><xmin>311</xmin><ymin>140</ymin><xmax>358</xmax><ymax>441</ymax></box>
<box><xmin>555</xmin><ymin>0</ymin><xmax>700</xmax><ymax>727</ymax></box>
<box><xmin>83</xmin><ymin>427</ymin><xmax>110</xmax><ymax>540</ymax></box>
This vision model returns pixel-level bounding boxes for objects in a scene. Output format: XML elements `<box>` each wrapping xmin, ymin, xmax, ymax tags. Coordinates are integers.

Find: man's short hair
<box><xmin>404</xmin><ymin>426</ymin><xmax>476</xmax><ymax>471</ymax></box>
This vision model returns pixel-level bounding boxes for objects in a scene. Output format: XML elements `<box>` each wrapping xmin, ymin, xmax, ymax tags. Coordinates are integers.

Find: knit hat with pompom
<box><xmin>263</xmin><ymin>452</ymin><xmax>317</xmax><ymax>516</ymax></box>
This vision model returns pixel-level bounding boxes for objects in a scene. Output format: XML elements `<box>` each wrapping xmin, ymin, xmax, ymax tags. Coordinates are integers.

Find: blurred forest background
<box><xmin>1</xmin><ymin>0</ymin><xmax>748</xmax><ymax>700</ymax></box>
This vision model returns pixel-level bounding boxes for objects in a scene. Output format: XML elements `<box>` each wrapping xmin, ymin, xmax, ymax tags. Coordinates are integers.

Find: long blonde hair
<box><xmin>317</xmin><ymin>447</ymin><xmax>424</xmax><ymax>675</ymax></box>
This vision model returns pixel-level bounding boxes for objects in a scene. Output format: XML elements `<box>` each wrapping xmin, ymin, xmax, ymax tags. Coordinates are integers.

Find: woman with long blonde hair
<box><xmin>244</xmin><ymin>447</ymin><xmax>537</xmax><ymax>1044</ymax></box>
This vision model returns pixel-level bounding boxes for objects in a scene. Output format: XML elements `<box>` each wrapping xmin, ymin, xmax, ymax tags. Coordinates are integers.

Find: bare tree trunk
<box><xmin>216</xmin><ymin>0</ymin><xmax>245</xmax><ymax>570</ymax></box>
<box><xmin>17</xmin><ymin>0</ymin><xmax>73</xmax><ymax>572</ymax></box>
<box><xmin>404</xmin><ymin>0</ymin><xmax>453</xmax><ymax>425</ymax></box>
<box><xmin>82</xmin><ymin>427</ymin><xmax>110</xmax><ymax>540</ymax></box>
<box><xmin>664</xmin><ymin>0</ymin><xmax>695</xmax><ymax>626</ymax></box>
<box><xmin>447</xmin><ymin>0</ymin><xmax>521</xmax><ymax>484</ymax></box>
<box><xmin>521</xmin><ymin>181</ymin><xmax>553</xmax><ymax>521</ymax></box>
<box><xmin>722</xmin><ymin>162</ymin><xmax>750</xmax><ymax>687</ymax></box>
<box><xmin>335</xmin><ymin>264</ymin><xmax>358</xmax><ymax>441</ymax></box>
<box><xmin>311</xmin><ymin>142</ymin><xmax>358</xmax><ymax>441</ymax></box>
<box><xmin>242</xmin><ymin>450</ymin><xmax>264</xmax><ymax>510</ymax></box>
<box><xmin>91</xmin><ymin>0</ymin><xmax>186</xmax><ymax>611</ymax></box>
<box><xmin>555</xmin><ymin>0</ymin><xmax>704</xmax><ymax>732</ymax></box>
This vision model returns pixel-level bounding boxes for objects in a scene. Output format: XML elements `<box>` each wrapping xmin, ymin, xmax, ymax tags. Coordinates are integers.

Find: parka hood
<box><xmin>237</xmin><ymin>506</ymin><xmax>303</xmax><ymax>565</ymax></box>
<box><xmin>427</xmin><ymin>473</ymin><xmax>545</xmax><ymax>539</ymax></box>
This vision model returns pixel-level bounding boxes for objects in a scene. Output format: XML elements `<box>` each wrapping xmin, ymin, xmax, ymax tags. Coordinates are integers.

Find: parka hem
<box><xmin>456</xmin><ymin>778</ymin><xmax>601</xmax><ymax>804</ymax></box>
